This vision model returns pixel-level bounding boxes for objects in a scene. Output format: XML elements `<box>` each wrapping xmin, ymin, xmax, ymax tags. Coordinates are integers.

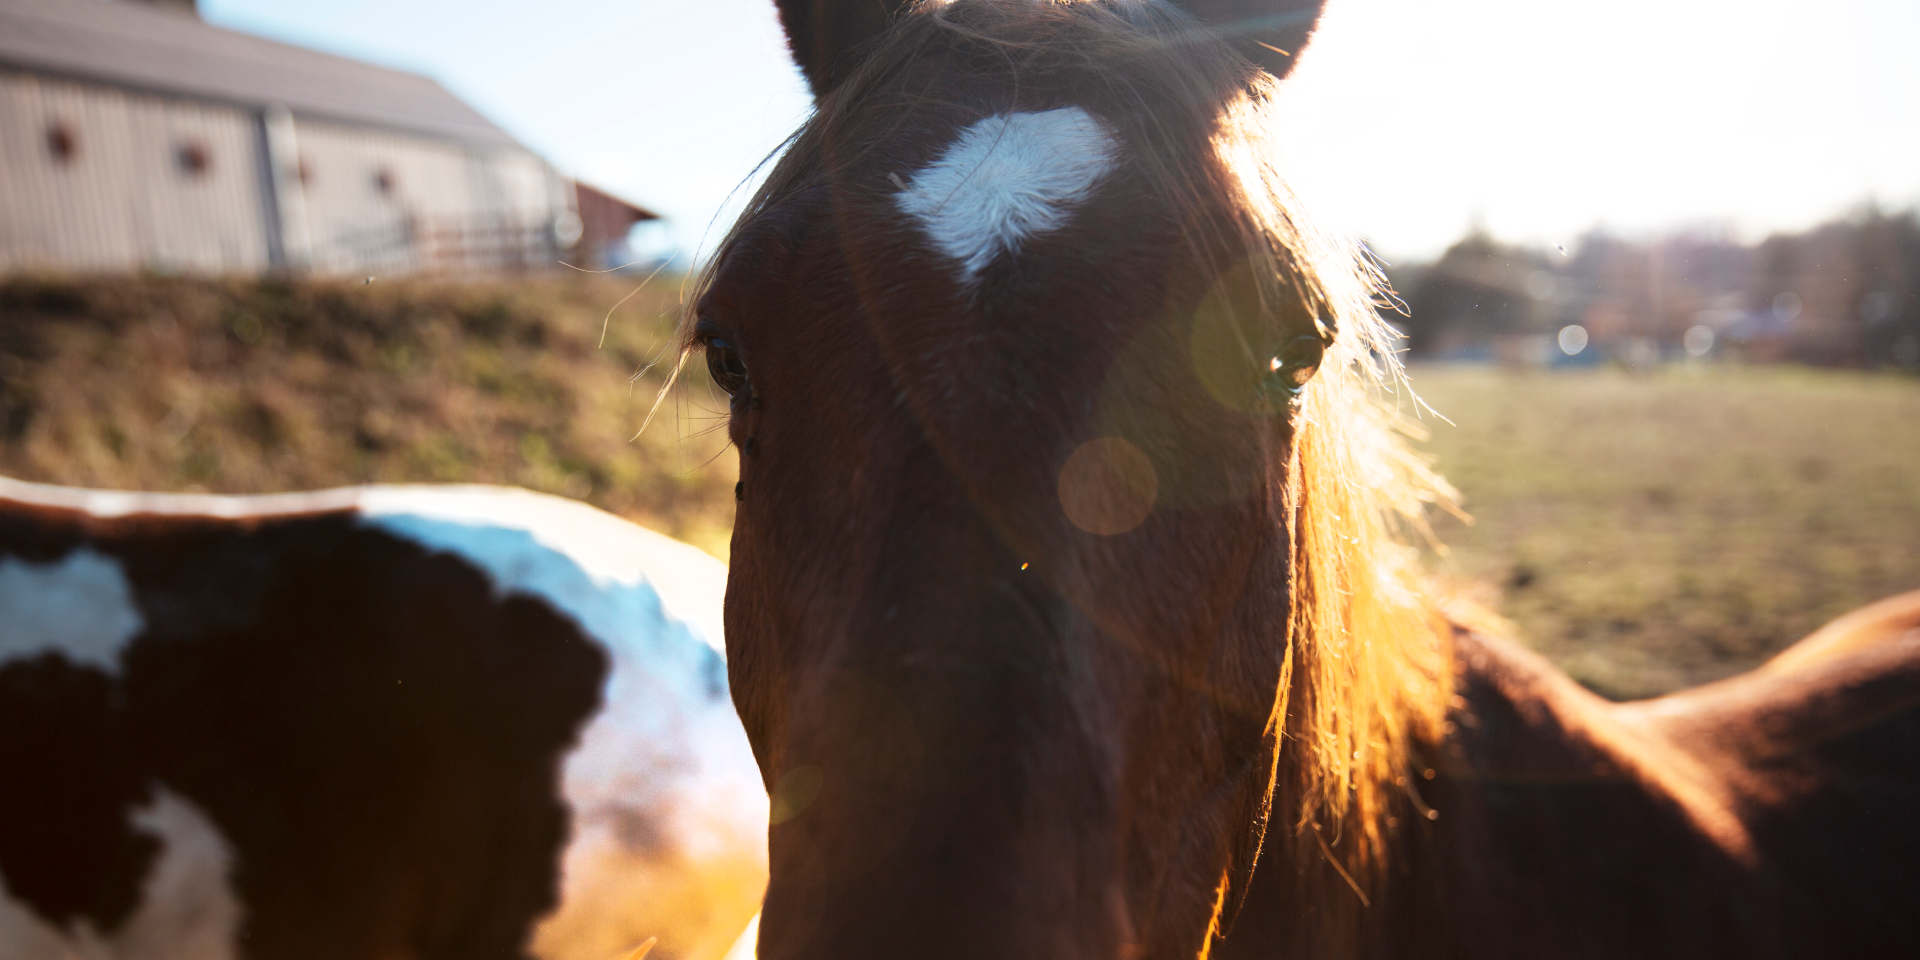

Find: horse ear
<box><xmin>773</xmin><ymin>0</ymin><xmax>916</xmax><ymax>99</ymax></box>
<box><xmin>1171</xmin><ymin>0</ymin><xmax>1326</xmax><ymax>80</ymax></box>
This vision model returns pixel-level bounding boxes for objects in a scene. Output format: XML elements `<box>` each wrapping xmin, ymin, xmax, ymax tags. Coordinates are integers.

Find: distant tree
<box><xmin>1849</xmin><ymin>208</ymin><xmax>1920</xmax><ymax>367</ymax></box>
<box><xmin>1745</xmin><ymin>206</ymin><xmax>1920</xmax><ymax>366</ymax></box>
<box><xmin>1400</xmin><ymin>206</ymin><xmax>1920</xmax><ymax>367</ymax></box>
<box><xmin>1403</xmin><ymin>232</ymin><xmax>1550</xmax><ymax>357</ymax></box>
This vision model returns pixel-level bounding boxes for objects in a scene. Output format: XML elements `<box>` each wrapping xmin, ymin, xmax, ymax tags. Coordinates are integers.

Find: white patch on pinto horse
<box><xmin>355</xmin><ymin>486</ymin><xmax>728</xmax><ymax>656</ymax></box>
<box><xmin>355</xmin><ymin>488</ymin><xmax>767</xmax><ymax>960</ymax></box>
<box><xmin>0</xmin><ymin>478</ymin><xmax>767</xmax><ymax>960</ymax></box>
<box><xmin>0</xmin><ymin>787</ymin><xmax>242</xmax><ymax>960</ymax></box>
<box><xmin>0</xmin><ymin>549</ymin><xmax>143</xmax><ymax>674</ymax></box>
<box><xmin>896</xmin><ymin>107</ymin><xmax>1119</xmax><ymax>279</ymax></box>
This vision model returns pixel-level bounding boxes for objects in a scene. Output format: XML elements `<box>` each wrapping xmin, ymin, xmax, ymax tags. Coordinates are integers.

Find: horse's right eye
<box><xmin>705</xmin><ymin>336</ymin><xmax>750</xmax><ymax>397</ymax></box>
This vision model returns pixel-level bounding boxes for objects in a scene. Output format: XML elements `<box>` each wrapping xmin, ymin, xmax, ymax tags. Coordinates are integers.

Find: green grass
<box><xmin>1406</xmin><ymin>364</ymin><xmax>1920</xmax><ymax>699</ymax></box>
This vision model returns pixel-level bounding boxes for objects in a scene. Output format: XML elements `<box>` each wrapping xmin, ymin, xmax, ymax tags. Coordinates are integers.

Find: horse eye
<box><xmin>704</xmin><ymin>336</ymin><xmax>750</xmax><ymax>396</ymax></box>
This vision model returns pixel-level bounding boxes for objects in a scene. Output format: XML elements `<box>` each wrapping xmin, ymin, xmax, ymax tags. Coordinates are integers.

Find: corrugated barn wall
<box><xmin>0</xmin><ymin>68</ymin><xmax>274</xmax><ymax>274</ymax></box>
<box><xmin>0</xmin><ymin>68</ymin><xmax>576</xmax><ymax>276</ymax></box>
<box><xmin>290</xmin><ymin>117</ymin><xmax>569</xmax><ymax>275</ymax></box>
<box><xmin>0</xmin><ymin>0</ymin><xmax>650</xmax><ymax>278</ymax></box>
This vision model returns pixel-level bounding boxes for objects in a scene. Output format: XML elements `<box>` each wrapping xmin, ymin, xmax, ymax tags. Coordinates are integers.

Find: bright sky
<box><xmin>202</xmin><ymin>0</ymin><xmax>1920</xmax><ymax>264</ymax></box>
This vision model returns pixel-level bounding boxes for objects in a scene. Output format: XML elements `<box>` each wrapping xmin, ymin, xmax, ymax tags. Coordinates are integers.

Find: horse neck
<box><xmin>1221</xmin><ymin>629</ymin><xmax>1777</xmax><ymax>960</ymax></box>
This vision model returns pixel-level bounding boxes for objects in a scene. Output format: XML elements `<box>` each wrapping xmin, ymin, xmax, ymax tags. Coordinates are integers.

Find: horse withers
<box><xmin>0</xmin><ymin>478</ymin><xmax>766</xmax><ymax>960</ymax></box>
<box><xmin>694</xmin><ymin>0</ymin><xmax>1920</xmax><ymax>957</ymax></box>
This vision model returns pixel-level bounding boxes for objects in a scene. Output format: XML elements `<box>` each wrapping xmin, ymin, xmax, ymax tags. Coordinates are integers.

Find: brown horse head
<box><xmin>687</xmin><ymin>2</ymin><xmax>1452</xmax><ymax>956</ymax></box>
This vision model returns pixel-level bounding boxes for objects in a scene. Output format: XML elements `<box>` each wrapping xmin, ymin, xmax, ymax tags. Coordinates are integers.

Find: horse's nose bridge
<box><xmin>760</xmin><ymin>544</ymin><xmax>1126</xmax><ymax>952</ymax></box>
<box><xmin>827</xmin><ymin>556</ymin><xmax>1088</xmax><ymax>780</ymax></box>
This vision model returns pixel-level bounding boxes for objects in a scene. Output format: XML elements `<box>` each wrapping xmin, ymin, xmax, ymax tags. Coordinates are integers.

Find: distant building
<box><xmin>0</xmin><ymin>0</ymin><xmax>655</xmax><ymax>275</ymax></box>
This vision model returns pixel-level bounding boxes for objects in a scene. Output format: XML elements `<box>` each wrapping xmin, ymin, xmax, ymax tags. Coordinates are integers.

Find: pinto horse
<box><xmin>692</xmin><ymin>1</ymin><xmax>1920</xmax><ymax>957</ymax></box>
<box><xmin>0</xmin><ymin>478</ymin><xmax>765</xmax><ymax>960</ymax></box>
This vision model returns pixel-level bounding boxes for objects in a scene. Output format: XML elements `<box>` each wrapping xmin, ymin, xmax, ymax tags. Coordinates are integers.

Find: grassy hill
<box><xmin>0</xmin><ymin>272</ymin><xmax>738</xmax><ymax>558</ymax></box>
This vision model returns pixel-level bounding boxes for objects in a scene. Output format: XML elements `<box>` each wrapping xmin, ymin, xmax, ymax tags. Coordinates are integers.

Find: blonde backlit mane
<box><xmin>1213</xmin><ymin>58</ymin><xmax>1455</xmax><ymax>895</ymax></box>
<box><xmin>681</xmin><ymin>0</ymin><xmax>1458</xmax><ymax>901</ymax></box>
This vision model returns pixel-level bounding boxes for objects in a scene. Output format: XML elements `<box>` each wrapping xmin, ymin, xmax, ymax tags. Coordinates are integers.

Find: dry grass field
<box><xmin>6</xmin><ymin>275</ymin><xmax>1918</xmax><ymax>703</ymax></box>
<box><xmin>0</xmin><ymin>272</ymin><xmax>739</xmax><ymax>558</ymax></box>
<box><xmin>1407</xmin><ymin>364</ymin><xmax>1920</xmax><ymax>699</ymax></box>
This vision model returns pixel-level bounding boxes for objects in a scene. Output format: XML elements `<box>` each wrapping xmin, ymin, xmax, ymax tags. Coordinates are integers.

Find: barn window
<box><xmin>176</xmin><ymin>141</ymin><xmax>210</xmax><ymax>177</ymax></box>
<box><xmin>46</xmin><ymin>122</ymin><xmax>77</xmax><ymax>164</ymax></box>
<box><xmin>374</xmin><ymin>167</ymin><xmax>396</xmax><ymax>197</ymax></box>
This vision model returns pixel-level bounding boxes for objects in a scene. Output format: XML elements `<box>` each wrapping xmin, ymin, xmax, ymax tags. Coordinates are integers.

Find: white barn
<box><xmin>0</xmin><ymin>0</ymin><xmax>655</xmax><ymax>275</ymax></box>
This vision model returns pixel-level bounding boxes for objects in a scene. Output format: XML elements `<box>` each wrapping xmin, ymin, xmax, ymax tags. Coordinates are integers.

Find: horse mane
<box><xmin>1206</xmin><ymin>38</ymin><xmax>1457</xmax><ymax>902</ymax></box>
<box><xmin>676</xmin><ymin>0</ymin><xmax>1459</xmax><ymax>904</ymax></box>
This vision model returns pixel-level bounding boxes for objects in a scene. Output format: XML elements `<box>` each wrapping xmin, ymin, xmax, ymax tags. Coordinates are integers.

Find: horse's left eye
<box><xmin>704</xmin><ymin>336</ymin><xmax>750</xmax><ymax>397</ymax></box>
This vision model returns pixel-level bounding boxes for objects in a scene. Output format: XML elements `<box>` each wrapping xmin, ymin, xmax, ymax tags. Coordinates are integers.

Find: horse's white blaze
<box><xmin>0</xmin><ymin>549</ymin><xmax>143</xmax><ymax>674</ymax></box>
<box><xmin>0</xmin><ymin>788</ymin><xmax>242</xmax><ymax>960</ymax></box>
<box><xmin>896</xmin><ymin>107</ymin><xmax>1119</xmax><ymax>279</ymax></box>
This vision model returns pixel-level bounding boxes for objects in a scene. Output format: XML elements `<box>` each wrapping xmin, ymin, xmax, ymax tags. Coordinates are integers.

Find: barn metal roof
<box><xmin>0</xmin><ymin>0</ymin><xmax>523</xmax><ymax>149</ymax></box>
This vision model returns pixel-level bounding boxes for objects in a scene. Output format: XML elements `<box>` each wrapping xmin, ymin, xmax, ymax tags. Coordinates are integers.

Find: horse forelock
<box><xmin>684</xmin><ymin>0</ymin><xmax>1457</xmax><ymax>914</ymax></box>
